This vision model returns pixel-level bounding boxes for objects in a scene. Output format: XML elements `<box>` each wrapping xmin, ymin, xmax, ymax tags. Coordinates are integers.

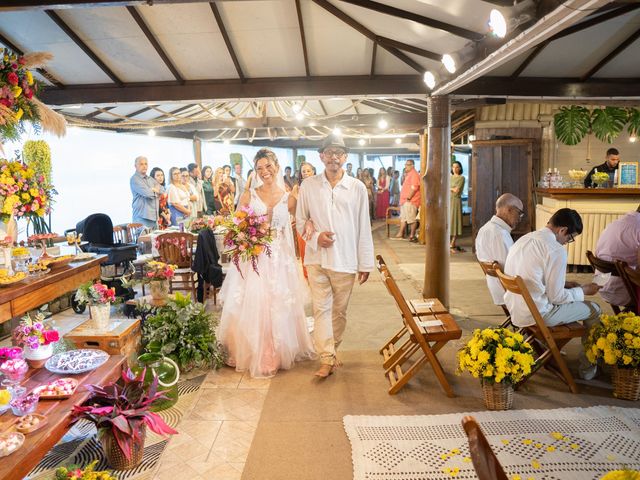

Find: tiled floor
<box><xmin>152</xmin><ymin>367</ymin><xmax>270</xmax><ymax>480</ymax></box>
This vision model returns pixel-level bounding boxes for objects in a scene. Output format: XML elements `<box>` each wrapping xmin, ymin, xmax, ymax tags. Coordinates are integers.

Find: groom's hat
<box><xmin>318</xmin><ymin>135</ymin><xmax>348</xmax><ymax>154</ymax></box>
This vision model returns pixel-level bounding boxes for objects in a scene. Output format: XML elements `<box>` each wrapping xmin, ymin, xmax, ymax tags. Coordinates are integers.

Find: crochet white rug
<box><xmin>343</xmin><ymin>406</ymin><xmax>640</xmax><ymax>480</ymax></box>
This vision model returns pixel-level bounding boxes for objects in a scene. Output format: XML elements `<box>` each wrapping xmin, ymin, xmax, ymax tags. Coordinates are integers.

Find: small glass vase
<box><xmin>22</xmin><ymin>342</ymin><xmax>54</xmax><ymax>369</ymax></box>
<box><xmin>149</xmin><ymin>280</ymin><xmax>170</xmax><ymax>301</ymax></box>
<box><xmin>90</xmin><ymin>303</ymin><xmax>111</xmax><ymax>330</ymax></box>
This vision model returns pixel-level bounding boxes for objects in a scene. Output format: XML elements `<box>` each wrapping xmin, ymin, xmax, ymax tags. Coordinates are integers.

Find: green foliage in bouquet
<box><xmin>142</xmin><ymin>292</ymin><xmax>224</xmax><ymax>371</ymax></box>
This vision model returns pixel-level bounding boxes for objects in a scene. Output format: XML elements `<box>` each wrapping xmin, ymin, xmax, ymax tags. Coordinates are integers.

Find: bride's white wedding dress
<box><xmin>217</xmin><ymin>189</ymin><xmax>316</xmax><ymax>378</ymax></box>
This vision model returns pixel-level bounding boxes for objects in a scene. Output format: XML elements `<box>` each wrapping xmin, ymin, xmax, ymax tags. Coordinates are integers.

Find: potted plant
<box><xmin>143</xmin><ymin>261</ymin><xmax>176</xmax><ymax>300</ymax></box>
<box><xmin>71</xmin><ymin>368</ymin><xmax>178</xmax><ymax>470</ymax></box>
<box><xmin>75</xmin><ymin>282</ymin><xmax>116</xmax><ymax>329</ymax></box>
<box><xmin>54</xmin><ymin>460</ymin><xmax>117</xmax><ymax>480</ymax></box>
<box><xmin>585</xmin><ymin>312</ymin><xmax>640</xmax><ymax>401</ymax></box>
<box><xmin>457</xmin><ymin>328</ymin><xmax>535</xmax><ymax>410</ymax></box>
<box><xmin>12</xmin><ymin>312</ymin><xmax>59</xmax><ymax>368</ymax></box>
<box><xmin>143</xmin><ymin>292</ymin><xmax>225</xmax><ymax>371</ymax></box>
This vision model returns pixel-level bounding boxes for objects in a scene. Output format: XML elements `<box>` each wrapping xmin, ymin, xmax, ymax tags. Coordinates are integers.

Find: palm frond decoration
<box><xmin>554</xmin><ymin>106</ymin><xmax>591</xmax><ymax>145</ymax></box>
<box><xmin>627</xmin><ymin>108</ymin><xmax>640</xmax><ymax>137</ymax></box>
<box><xmin>591</xmin><ymin>107</ymin><xmax>628</xmax><ymax>143</ymax></box>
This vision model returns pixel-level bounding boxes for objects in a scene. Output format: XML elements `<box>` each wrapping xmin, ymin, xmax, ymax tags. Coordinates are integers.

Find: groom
<box><xmin>296</xmin><ymin>135</ymin><xmax>374</xmax><ymax>378</ymax></box>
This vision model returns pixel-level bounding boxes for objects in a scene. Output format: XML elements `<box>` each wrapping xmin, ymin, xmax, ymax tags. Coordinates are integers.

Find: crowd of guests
<box><xmin>345</xmin><ymin>163</ymin><xmax>402</xmax><ymax>222</ymax></box>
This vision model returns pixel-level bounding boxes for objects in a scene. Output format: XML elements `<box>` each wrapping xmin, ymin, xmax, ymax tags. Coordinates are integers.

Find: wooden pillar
<box><xmin>193</xmin><ymin>137</ymin><xmax>202</xmax><ymax>170</ymax></box>
<box><xmin>418</xmin><ymin>130</ymin><xmax>427</xmax><ymax>244</ymax></box>
<box><xmin>423</xmin><ymin>96</ymin><xmax>450</xmax><ymax>307</ymax></box>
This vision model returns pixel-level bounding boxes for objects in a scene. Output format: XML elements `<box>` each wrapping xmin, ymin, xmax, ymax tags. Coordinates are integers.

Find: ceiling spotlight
<box><xmin>423</xmin><ymin>71</ymin><xmax>436</xmax><ymax>90</ymax></box>
<box><xmin>147</xmin><ymin>129</ymin><xmax>156</xmax><ymax>137</ymax></box>
<box><xmin>358</xmin><ymin>138</ymin><xmax>366</xmax><ymax>146</ymax></box>
<box><xmin>295</xmin><ymin>112</ymin><xmax>304</xmax><ymax>121</ymax></box>
<box><xmin>223</xmin><ymin>139</ymin><xmax>230</xmax><ymax>145</ymax></box>
<box><xmin>378</xmin><ymin>118</ymin><xmax>388</xmax><ymax>130</ymax></box>
<box><xmin>442</xmin><ymin>54</ymin><xmax>456</xmax><ymax>73</ymax></box>
<box><xmin>292</xmin><ymin>103</ymin><xmax>302</xmax><ymax>113</ymax></box>
<box><xmin>630</xmin><ymin>134</ymin><xmax>637</xmax><ymax>143</ymax></box>
<box><xmin>333</xmin><ymin>127</ymin><xmax>342</xmax><ymax>136</ymax></box>
<box><xmin>235</xmin><ymin>120</ymin><xmax>244</xmax><ymax>127</ymax></box>
<box><xmin>395</xmin><ymin>138</ymin><xmax>402</xmax><ymax>145</ymax></box>
<box><xmin>488</xmin><ymin>9</ymin><xmax>507</xmax><ymax>38</ymax></box>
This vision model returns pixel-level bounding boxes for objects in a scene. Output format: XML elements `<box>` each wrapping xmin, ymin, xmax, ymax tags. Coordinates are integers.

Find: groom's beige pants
<box><xmin>307</xmin><ymin>265</ymin><xmax>356</xmax><ymax>366</ymax></box>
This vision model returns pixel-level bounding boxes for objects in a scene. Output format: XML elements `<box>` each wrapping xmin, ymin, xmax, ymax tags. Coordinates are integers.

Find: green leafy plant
<box><xmin>142</xmin><ymin>292</ymin><xmax>224</xmax><ymax>371</ymax></box>
<box><xmin>554</xmin><ymin>106</ymin><xmax>591</xmax><ymax>145</ymax></box>
<box><xmin>627</xmin><ymin>107</ymin><xmax>640</xmax><ymax>137</ymax></box>
<box><xmin>591</xmin><ymin>107</ymin><xmax>628</xmax><ymax>144</ymax></box>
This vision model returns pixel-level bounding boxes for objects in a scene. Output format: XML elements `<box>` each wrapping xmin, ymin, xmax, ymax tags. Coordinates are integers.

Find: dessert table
<box><xmin>0</xmin><ymin>354</ymin><xmax>126</xmax><ymax>480</ymax></box>
<box><xmin>0</xmin><ymin>256</ymin><xmax>106</xmax><ymax>325</ymax></box>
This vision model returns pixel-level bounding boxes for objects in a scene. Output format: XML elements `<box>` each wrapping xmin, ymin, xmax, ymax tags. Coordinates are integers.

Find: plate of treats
<box><xmin>13</xmin><ymin>414</ymin><xmax>47</xmax><ymax>434</ymax></box>
<box><xmin>0</xmin><ymin>271</ymin><xmax>27</xmax><ymax>287</ymax></box>
<box><xmin>33</xmin><ymin>378</ymin><xmax>78</xmax><ymax>399</ymax></box>
<box><xmin>45</xmin><ymin>349</ymin><xmax>109</xmax><ymax>375</ymax></box>
<box><xmin>41</xmin><ymin>255</ymin><xmax>76</xmax><ymax>270</ymax></box>
<box><xmin>0</xmin><ymin>432</ymin><xmax>25</xmax><ymax>457</ymax></box>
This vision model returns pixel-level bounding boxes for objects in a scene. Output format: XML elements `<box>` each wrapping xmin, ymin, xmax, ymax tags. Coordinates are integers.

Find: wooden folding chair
<box><xmin>375</xmin><ymin>255</ymin><xmax>461</xmax><ymax>396</ymax></box>
<box><xmin>385</xmin><ymin>206</ymin><xmax>401</xmax><ymax>238</ymax></box>
<box><xmin>619</xmin><ymin>263</ymin><xmax>640</xmax><ymax>313</ymax></box>
<box><xmin>496</xmin><ymin>269</ymin><xmax>585</xmax><ymax>394</ymax></box>
<box><xmin>585</xmin><ymin>250</ymin><xmax>632</xmax><ymax>314</ymax></box>
<box><xmin>478</xmin><ymin>260</ymin><xmax>513</xmax><ymax>329</ymax></box>
<box><xmin>156</xmin><ymin>232</ymin><xmax>197</xmax><ymax>300</ymax></box>
<box><xmin>461</xmin><ymin>416</ymin><xmax>508</xmax><ymax>480</ymax></box>
<box><xmin>126</xmin><ymin>223</ymin><xmax>144</xmax><ymax>244</ymax></box>
<box><xmin>113</xmin><ymin>224</ymin><xmax>128</xmax><ymax>244</ymax></box>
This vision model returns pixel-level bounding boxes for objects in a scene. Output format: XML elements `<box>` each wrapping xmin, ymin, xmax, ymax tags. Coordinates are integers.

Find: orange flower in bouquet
<box><xmin>222</xmin><ymin>206</ymin><xmax>273</xmax><ymax>276</ymax></box>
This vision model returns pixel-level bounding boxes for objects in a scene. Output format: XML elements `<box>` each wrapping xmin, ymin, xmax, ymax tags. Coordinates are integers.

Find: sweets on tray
<box><xmin>45</xmin><ymin>349</ymin><xmax>109</xmax><ymax>374</ymax></box>
<box><xmin>0</xmin><ymin>358</ymin><xmax>28</xmax><ymax>381</ymax></box>
<box><xmin>10</xmin><ymin>393</ymin><xmax>39</xmax><ymax>416</ymax></box>
<box><xmin>34</xmin><ymin>378</ymin><xmax>78</xmax><ymax>398</ymax></box>
<box><xmin>14</xmin><ymin>414</ymin><xmax>46</xmax><ymax>433</ymax></box>
<box><xmin>0</xmin><ymin>432</ymin><xmax>24</xmax><ymax>457</ymax></box>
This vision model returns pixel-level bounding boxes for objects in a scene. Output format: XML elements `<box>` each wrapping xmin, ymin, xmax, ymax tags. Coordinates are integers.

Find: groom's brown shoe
<box><xmin>314</xmin><ymin>364</ymin><xmax>335</xmax><ymax>378</ymax></box>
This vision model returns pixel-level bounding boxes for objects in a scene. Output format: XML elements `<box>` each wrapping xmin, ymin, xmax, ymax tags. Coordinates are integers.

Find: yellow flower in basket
<box><xmin>585</xmin><ymin>312</ymin><xmax>640</xmax><ymax>369</ymax></box>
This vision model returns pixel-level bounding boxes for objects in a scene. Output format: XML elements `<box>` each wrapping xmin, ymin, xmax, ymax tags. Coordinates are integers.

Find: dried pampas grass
<box><xmin>33</xmin><ymin>98</ymin><xmax>66</xmax><ymax>137</ymax></box>
<box><xmin>22</xmin><ymin>52</ymin><xmax>54</xmax><ymax>68</ymax></box>
<box><xmin>0</xmin><ymin>104</ymin><xmax>14</xmax><ymax>126</ymax></box>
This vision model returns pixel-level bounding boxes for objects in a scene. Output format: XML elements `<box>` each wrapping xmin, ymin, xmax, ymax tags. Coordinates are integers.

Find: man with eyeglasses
<box><xmin>475</xmin><ymin>193</ymin><xmax>525</xmax><ymax>307</ymax></box>
<box><xmin>296</xmin><ymin>135</ymin><xmax>374</xmax><ymax>379</ymax></box>
<box><xmin>394</xmin><ymin>159</ymin><xmax>420</xmax><ymax>241</ymax></box>
<box><xmin>504</xmin><ymin>208</ymin><xmax>602</xmax><ymax>380</ymax></box>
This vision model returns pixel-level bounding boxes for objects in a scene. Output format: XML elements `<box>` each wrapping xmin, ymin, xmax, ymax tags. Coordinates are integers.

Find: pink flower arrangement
<box><xmin>74</xmin><ymin>281</ymin><xmax>116</xmax><ymax>306</ymax></box>
<box><xmin>13</xmin><ymin>312</ymin><xmax>60</xmax><ymax>350</ymax></box>
<box><xmin>144</xmin><ymin>261</ymin><xmax>176</xmax><ymax>281</ymax></box>
<box><xmin>222</xmin><ymin>206</ymin><xmax>273</xmax><ymax>276</ymax></box>
<box><xmin>0</xmin><ymin>346</ymin><xmax>22</xmax><ymax>360</ymax></box>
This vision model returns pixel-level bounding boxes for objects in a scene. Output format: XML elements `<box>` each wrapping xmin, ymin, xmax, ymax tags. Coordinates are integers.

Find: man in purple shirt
<box><xmin>595</xmin><ymin>207</ymin><xmax>640</xmax><ymax>308</ymax></box>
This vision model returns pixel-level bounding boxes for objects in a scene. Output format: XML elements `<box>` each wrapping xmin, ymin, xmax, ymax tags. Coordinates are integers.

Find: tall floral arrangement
<box><xmin>222</xmin><ymin>206</ymin><xmax>272</xmax><ymax>275</ymax></box>
<box><xmin>0</xmin><ymin>158</ymin><xmax>53</xmax><ymax>224</ymax></box>
<box><xmin>586</xmin><ymin>312</ymin><xmax>640</xmax><ymax>368</ymax></box>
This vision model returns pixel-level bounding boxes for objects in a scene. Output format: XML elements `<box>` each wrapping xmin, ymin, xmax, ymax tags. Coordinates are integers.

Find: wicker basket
<box><xmin>101</xmin><ymin>426</ymin><xmax>146</xmax><ymax>470</ymax></box>
<box><xmin>612</xmin><ymin>366</ymin><xmax>640</xmax><ymax>401</ymax></box>
<box><xmin>482</xmin><ymin>381</ymin><xmax>514</xmax><ymax>410</ymax></box>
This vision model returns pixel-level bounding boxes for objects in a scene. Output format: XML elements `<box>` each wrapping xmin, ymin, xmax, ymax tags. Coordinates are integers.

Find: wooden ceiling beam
<box><xmin>294</xmin><ymin>0</ymin><xmax>310</xmax><ymax>77</ymax></box>
<box><xmin>580</xmin><ymin>26</ymin><xmax>640</xmax><ymax>81</ymax></box>
<box><xmin>41</xmin><ymin>75</ymin><xmax>427</xmax><ymax>105</ymax></box>
<box><xmin>369</xmin><ymin>40</ymin><xmax>377</xmax><ymax>78</ymax></box>
<box><xmin>336</xmin><ymin>0</ymin><xmax>482</xmax><ymax>41</ymax></box>
<box><xmin>45</xmin><ymin>10</ymin><xmax>123</xmax><ymax>85</ymax></box>
<box><xmin>510</xmin><ymin>42</ymin><xmax>548</xmax><ymax>78</ymax></box>
<box><xmin>375</xmin><ymin>36</ymin><xmax>440</xmax><ymax>62</ymax></box>
<box><xmin>374</xmin><ymin>98</ymin><xmax>420</xmax><ymax>113</ymax></box>
<box><xmin>311</xmin><ymin>0</ymin><xmax>425</xmax><ymax>74</ymax></box>
<box><xmin>83</xmin><ymin>106</ymin><xmax>114</xmax><ymax>119</ymax></box>
<box><xmin>126</xmin><ymin>6</ymin><xmax>184</xmax><ymax>83</ymax></box>
<box><xmin>0</xmin><ymin>0</ymin><xmax>263</xmax><ymax>9</ymax></box>
<box><xmin>209</xmin><ymin>2</ymin><xmax>245</xmax><ymax>82</ymax></box>
<box><xmin>0</xmin><ymin>31</ymin><xmax>65</xmax><ymax>87</ymax></box>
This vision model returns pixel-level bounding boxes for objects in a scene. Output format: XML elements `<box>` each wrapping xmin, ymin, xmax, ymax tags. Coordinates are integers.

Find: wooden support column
<box><xmin>193</xmin><ymin>137</ymin><xmax>202</xmax><ymax>170</ymax></box>
<box><xmin>423</xmin><ymin>96</ymin><xmax>450</xmax><ymax>307</ymax></box>
<box><xmin>418</xmin><ymin>130</ymin><xmax>427</xmax><ymax>244</ymax></box>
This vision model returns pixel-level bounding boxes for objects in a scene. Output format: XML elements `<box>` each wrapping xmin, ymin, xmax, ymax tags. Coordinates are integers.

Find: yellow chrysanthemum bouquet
<box><xmin>457</xmin><ymin>327</ymin><xmax>535</xmax><ymax>385</ymax></box>
<box><xmin>600</xmin><ymin>469</ymin><xmax>640</xmax><ymax>480</ymax></box>
<box><xmin>0</xmin><ymin>158</ymin><xmax>53</xmax><ymax>225</ymax></box>
<box><xmin>585</xmin><ymin>312</ymin><xmax>640</xmax><ymax>369</ymax></box>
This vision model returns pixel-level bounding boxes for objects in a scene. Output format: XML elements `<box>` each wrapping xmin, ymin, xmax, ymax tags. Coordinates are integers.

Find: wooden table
<box><xmin>0</xmin><ymin>256</ymin><xmax>106</xmax><ymax>325</ymax></box>
<box><xmin>0</xmin><ymin>355</ymin><xmax>126</xmax><ymax>480</ymax></box>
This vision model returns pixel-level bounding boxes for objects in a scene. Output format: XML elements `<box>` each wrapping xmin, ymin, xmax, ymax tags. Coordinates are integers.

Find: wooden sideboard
<box><xmin>0</xmin><ymin>256</ymin><xmax>106</xmax><ymax>324</ymax></box>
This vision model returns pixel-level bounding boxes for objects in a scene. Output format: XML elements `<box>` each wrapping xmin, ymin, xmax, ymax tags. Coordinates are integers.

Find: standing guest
<box><xmin>180</xmin><ymin>168</ymin><xmax>199</xmax><ymax>219</ymax></box>
<box><xmin>213</xmin><ymin>167</ymin><xmax>235</xmax><ymax>215</ymax></box>
<box><xmin>595</xmin><ymin>206</ymin><xmax>640</xmax><ymax>309</ymax></box>
<box><xmin>584</xmin><ymin>148</ymin><xmax>620</xmax><ymax>188</ymax></box>
<box><xmin>389</xmin><ymin>170</ymin><xmax>400</xmax><ymax>207</ymax></box>
<box><xmin>202</xmin><ymin>166</ymin><xmax>216</xmax><ymax>215</ymax></box>
<box><xmin>355</xmin><ymin>167</ymin><xmax>363</xmax><ymax>180</ymax></box>
<box><xmin>166</xmin><ymin>167</ymin><xmax>191</xmax><ymax>225</ymax></box>
<box><xmin>375</xmin><ymin>167</ymin><xmax>390</xmax><ymax>219</ymax></box>
<box><xmin>346</xmin><ymin>163</ymin><xmax>355</xmax><ymax>177</ymax></box>
<box><xmin>283</xmin><ymin>166</ymin><xmax>295</xmax><ymax>192</ymax></box>
<box><xmin>361</xmin><ymin>169</ymin><xmax>375</xmax><ymax>221</ymax></box>
<box><xmin>294</xmin><ymin>162</ymin><xmax>317</xmax><ymax>279</ymax></box>
<box><xmin>188</xmin><ymin>163</ymin><xmax>206</xmax><ymax>216</ymax></box>
<box><xmin>296</xmin><ymin>136</ymin><xmax>374</xmax><ymax>379</ymax></box>
<box><xmin>223</xmin><ymin>164</ymin><xmax>237</xmax><ymax>194</ymax></box>
<box><xmin>504</xmin><ymin>208</ymin><xmax>602</xmax><ymax>380</ymax></box>
<box><xmin>130</xmin><ymin>156</ymin><xmax>159</xmax><ymax>229</ymax></box>
<box><xmin>450</xmin><ymin>161</ymin><xmax>466</xmax><ymax>253</ymax></box>
<box><xmin>233</xmin><ymin>162</ymin><xmax>246</xmax><ymax>207</ymax></box>
<box><xmin>475</xmin><ymin>193</ymin><xmax>524</xmax><ymax>307</ymax></box>
<box><xmin>395</xmin><ymin>159</ymin><xmax>420</xmax><ymax>241</ymax></box>
<box><xmin>149</xmin><ymin>167</ymin><xmax>171</xmax><ymax>229</ymax></box>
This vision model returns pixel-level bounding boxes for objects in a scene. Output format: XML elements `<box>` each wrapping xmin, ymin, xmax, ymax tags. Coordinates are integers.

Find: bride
<box><xmin>217</xmin><ymin>148</ymin><xmax>316</xmax><ymax>378</ymax></box>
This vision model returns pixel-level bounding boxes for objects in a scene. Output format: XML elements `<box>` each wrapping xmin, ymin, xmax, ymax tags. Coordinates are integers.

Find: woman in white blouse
<box><xmin>166</xmin><ymin>167</ymin><xmax>191</xmax><ymax>225</ymax></box>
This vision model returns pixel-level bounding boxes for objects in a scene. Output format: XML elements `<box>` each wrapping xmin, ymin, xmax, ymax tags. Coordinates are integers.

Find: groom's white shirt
<box><xmin>296</xmin><ymin>172</ymin><xmax>374</xmax><ymax>274</ymax></box>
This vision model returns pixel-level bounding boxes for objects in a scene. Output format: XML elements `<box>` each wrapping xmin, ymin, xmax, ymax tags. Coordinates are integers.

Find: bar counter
<box><xmin>535</xmin><ymin>188</ymin><xmax>640</xmax><ymax>265</ymax></box>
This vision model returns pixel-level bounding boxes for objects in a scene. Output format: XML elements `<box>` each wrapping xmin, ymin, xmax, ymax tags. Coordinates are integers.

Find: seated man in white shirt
<box><xmin>475</xmin><ymin>193</ymin><xmax>524</xmax><ymax>308</ymax></box>
<box><xmin>504</xmin><ymin>208</ymin><xmax>602</xmax><ymax>380</ymax></box>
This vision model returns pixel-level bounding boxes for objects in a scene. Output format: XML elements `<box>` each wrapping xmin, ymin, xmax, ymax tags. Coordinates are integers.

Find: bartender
<box><xmin>584</xmin><ymin>147</ymin><xmax>620</xmax><ymax>187</ymax></box>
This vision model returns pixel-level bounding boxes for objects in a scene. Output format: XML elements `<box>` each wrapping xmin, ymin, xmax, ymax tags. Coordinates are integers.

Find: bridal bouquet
<box><xmin>222</xmin><ymin>206</ymin><xmax>273</xmax><ymax>276</ymax></box>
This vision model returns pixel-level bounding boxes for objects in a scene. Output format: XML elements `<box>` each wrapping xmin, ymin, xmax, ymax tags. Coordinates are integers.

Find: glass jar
<box><xmin>133</xmin><ymin>353</ymin><xmax>180</xmax><ymax>411</ymax></box>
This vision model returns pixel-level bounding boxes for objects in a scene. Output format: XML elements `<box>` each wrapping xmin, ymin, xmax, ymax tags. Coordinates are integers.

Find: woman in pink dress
<box><xmin>375</xmin><ymin>167</ymin><xmax>390</xmax><ymax>219</ymax></box>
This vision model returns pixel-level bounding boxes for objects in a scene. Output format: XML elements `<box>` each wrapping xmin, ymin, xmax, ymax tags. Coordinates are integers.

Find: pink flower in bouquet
<box><xmin>13</xmin><ymin>313</ymin><xmax>59</xmax><ymax>350</ymax></box>
<box><xmin>7</xmin><ymin>72</ymin><xmax>18</xmax><ymax>85</ymax></box>
<box><xmin>43</xmin><ymin>330</ymin><xmax>60</xmax><ymax>344</ymax></box>
<box><xmin>0</xmin><ymin>347</ymin><xmax>22</xmax><ymax>360</ymax></box>
<box><xmin>222</xmin><ymin>206</ymin><xmax>273</xmax><ymax>276</ymax></box>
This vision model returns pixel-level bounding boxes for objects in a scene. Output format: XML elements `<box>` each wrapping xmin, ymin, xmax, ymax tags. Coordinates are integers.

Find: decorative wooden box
<box><xmin>65</xmin><ymin>317</ymin><xmax>141</xmax><ymax>363</ymax></box>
